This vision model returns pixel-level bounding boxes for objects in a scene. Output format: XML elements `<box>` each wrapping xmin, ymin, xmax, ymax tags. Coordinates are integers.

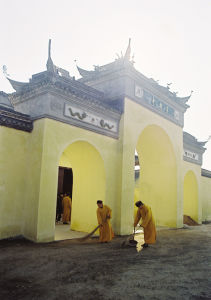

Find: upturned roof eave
<box><xmin>78</xmin><ymin>63</ymin><xmax>191</xmax><ymax>112</ymax></box>
<box><xmin>9</xmin><ymin>77</ymin><xmax>121</xmax><ymax>116</ymax></box>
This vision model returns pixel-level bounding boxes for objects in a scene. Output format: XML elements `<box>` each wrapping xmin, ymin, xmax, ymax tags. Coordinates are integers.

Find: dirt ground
<box><xmin>0</xmin><ymin>224</ymin><xmax>211</xmax><ymax>300</ymax></box>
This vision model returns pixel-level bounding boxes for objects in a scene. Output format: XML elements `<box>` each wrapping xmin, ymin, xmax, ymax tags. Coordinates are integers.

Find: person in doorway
<box><xmin>56</xmin><ymin>193</ymin><xmax>63</xmax><ymax>223</ymax></box>
<box><xmin>62</xmin><ymin>193</ymin><xmax>72</xmax><ymax>224</ymax></box>
<box><xmin>134</xmin><ymin>201</ymin><xmax>156</xmax><ymax>248</ymax></box>
<box><xmin>96</xmin><ymin>200</ymin><xmax>114</xmax><ymax>243</ymax></box>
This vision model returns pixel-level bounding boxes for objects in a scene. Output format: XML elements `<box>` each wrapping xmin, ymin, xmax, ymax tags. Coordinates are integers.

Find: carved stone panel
<box><xmin>64</xmin><ymin>104</ymin><xmax>118</xmax><ymax>133</ymax></box>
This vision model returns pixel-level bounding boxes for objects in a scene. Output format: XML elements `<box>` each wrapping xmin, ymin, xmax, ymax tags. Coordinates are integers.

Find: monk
<box><xmin>96</xmin><ymin>200</ymin><xmax>114</xmax><ymax>243</ymax></box>
<box><xmin>134</xmin><ymin>200</ymin><xmax>156</xmax><ymax>248</ymax></box>
<box><xmin>62</xmin><ymin>193</ymin><xmax>72</xmax><ymax>224</ymax></box>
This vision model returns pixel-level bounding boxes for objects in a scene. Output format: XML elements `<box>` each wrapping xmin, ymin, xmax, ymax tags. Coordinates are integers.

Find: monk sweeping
<box><xmin>134</xmin><ymin>200</ymin><xmax>156</xmax><ymax>248</ymax></box>
<box><xmin>96</xmin><ymin>200</ymin><xmax>114</xmax><ymax>243</ymax></box>
<box><xmin>62</xmin><ymin>193</ymin><xmax>72</xmax><ymax>224</ymax></box>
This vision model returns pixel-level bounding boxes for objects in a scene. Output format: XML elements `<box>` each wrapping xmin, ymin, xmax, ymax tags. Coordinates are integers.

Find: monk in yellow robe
<box><xmin>134</xmin><ymin>200</ymin><xmax>156</xmax><ymax>248</ymax></box>
<box><xmin>62</xmin><ymin>194</ymin><xmax>72</xmax><ymax>224</ymax></box>
<box><xmin>96</xmin><ymin>200</ymin><xmax>114</xmax><ymax>243</ymax></box>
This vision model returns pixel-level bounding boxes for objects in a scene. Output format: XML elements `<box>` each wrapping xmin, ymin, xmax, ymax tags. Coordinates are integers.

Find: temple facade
<box><xmin>0</xmin><ymin>40</ymin><xmax>211</xmax><ymax>242</ymax></box>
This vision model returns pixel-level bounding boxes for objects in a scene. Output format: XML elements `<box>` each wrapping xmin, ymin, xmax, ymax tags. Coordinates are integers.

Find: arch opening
<box><xmin>55</xmin><ymin>141</ymin><xmax>106</xmax><ymax>240</ymax></box>
<box><xmin>135</xmin><ymin>125</ymin><xmax>177</xmax><ymax>227</ymax></box>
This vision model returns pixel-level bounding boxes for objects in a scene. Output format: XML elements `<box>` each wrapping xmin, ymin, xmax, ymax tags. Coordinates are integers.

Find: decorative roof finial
<box><xmin>131</xmin><ymin>53</ymin><xmax>135</xmax><ymax>65</ymax></box>
<box><xmin>2</xmin><ymin>65</ymin><xmax>10</xmax><ymax>77</ymax></box>
<box><xmin>49</xmin><ymin>39</ymin><xmax>51</xmax><ymax>58</ymax></box>
<box><xmin>46</xmin><ymin>39</ymin><xmax>55</xmax><ymax>73</ymax></box>
<box><xmin>124</xmin><ymin>38</ymin><xmax>131</xmax><ymax>61</ymax></box>
<box><xmin>167</xmin><ymin>82</ymin><xmax>172</xmax><ymax>90</ymax></box>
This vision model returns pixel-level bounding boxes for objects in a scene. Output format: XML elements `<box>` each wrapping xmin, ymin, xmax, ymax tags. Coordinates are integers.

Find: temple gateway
<box><xmin>0</xmin><ymin>40</ymin><xmax>211</xmax><ymax>242</ymax></box>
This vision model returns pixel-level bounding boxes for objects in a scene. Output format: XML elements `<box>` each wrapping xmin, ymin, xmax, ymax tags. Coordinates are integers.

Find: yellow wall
<box><xmin>0</xmin><ymin>126</ymin><xmax>29</xmax><ymax>239</ymax></box>
<box><xmin>3</xmin><ymin>97</ymin><xmax>210</xmax><ymax>242</ymax></box>
<box><xmin>59</xmin><ymin>141</ymin><xmax>106</xmax><ymax>233</ymax></box>
<box><xmin>201</xmin><ymin>176</ymin><xmax>211</xmax><ymax>222</ymax></box>
<box><xmin>183</xmin><ymin>170</ymin><xmax>198</xmax><ymax>222</ymax></box>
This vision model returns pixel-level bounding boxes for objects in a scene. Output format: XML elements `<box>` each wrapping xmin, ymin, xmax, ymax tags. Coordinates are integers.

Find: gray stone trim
<box><xmin>82</xmin><ymin>66</ymin><xmax>188</xmax><ymax>127</ymax></box>
<box><xmin>10</xmin><ymin>82</ymin><xmax>120</xmax><ymax>117</ymax></box>
<box><xmin>80</xmin><ymin>63</ymin><xmax>190</xmax><ymax>112</ymax></box>
<box><xmin>9</xmin><ymin>71</ymin><xmax>121</xmax><ymax>114</ymax></box>
<box><xmin>128</xmin><ymin>68</ymin><xmax>189</xmax><ymax>110</ymax></box>
<box><xmin>183</xmin><ymin>131</ymin><xmax>207</xmax><ymax>166</ymax></box>
<box><xmin>183</xmin><ymin>156</ymin><xmax>201</xmax><ymax>166</ymax></box>
<box><xmin>0</xmin><ymin>106</ymin><xmax>33</xmax><ymax>132</ymax></box>
<box><xmin>201</xmin><ymin>168</ymin><xmax>211</xmax><ymax>178</ymax></box>
<box><xmin>12</xmin><ymin>89</ymin><xmax>120</xmax><ymax>138</ymax></box>
<box><xmin>0</xmin><ymin>91</ymin><xmax>13</xmax><ymax>109</ymax></box>
<box><xmin>0</xmin><ymin>91</ymin><xmax>9</xmax><ymax>97</ymax></box>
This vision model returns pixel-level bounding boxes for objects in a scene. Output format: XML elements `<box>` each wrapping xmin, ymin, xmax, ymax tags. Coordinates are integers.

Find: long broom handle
<box><xmin>79</xmin><ymin>224</ymin><xmax>100</xmax><ymax>241</ymax></box>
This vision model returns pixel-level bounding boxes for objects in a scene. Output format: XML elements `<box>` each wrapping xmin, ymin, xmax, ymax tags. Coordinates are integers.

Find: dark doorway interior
<box><xmin>57</xmin><ymin>167</ymin><xmax>73</xmax><ymax>198</ymax></box>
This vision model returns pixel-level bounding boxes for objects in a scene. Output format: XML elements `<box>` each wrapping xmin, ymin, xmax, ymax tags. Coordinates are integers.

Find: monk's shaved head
<box><xmin>135</xmin><ymin>201</ymin><xmax>144</xmax><ymax>207</ymax></box>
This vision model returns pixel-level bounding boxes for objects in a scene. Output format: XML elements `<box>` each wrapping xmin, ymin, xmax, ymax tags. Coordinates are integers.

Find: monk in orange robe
<box><xmin>134</xmin><ymin>200</ymin><xmax>156</xmax><ymax>248</ymax></box>
<box><xmin>62</xmin><ymin>194</ymin><xmax>72</xmax><ymax>224</ymax></box>
<box><xmin>96</xmin><ymin>200</ymin><xmax>114</xmax><ymax>243</ymax></box>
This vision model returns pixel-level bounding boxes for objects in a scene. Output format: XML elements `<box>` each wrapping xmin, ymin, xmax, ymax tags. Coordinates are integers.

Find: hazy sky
<box><xmin>1</xmin><ymin>0</ymin><xmax>211</xmax><ymax>169</ymax></box>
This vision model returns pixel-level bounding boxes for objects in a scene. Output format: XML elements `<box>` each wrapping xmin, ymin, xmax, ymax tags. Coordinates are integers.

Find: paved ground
<box><xmin>0</xmin><ymin>224</ymin><xmax>211</xmax><ymax>300</ymax></box>
<box><xmin>54</xmin><ymin>223</ymin><xmax>86</xmax><ymax>240</ymax></box>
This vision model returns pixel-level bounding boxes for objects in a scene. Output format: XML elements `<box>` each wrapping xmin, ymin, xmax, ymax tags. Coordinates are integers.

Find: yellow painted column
<box><xmin>22</xmin><ymin>119</ymin><xmax>47</xmax><ymax>241</ymax></box>
<box><xmin>183</xmin><ymin>170</ymin><xmax>198</xmax><ymax>223</ymax></box>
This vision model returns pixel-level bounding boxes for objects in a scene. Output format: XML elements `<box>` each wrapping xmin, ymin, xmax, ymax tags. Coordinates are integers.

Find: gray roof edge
<box><xmin>183</xmin><ymin>131</ymin><xmax>207</xmax><ymax>152</ymax></box>
<box><xmin>10</xmin><ymin>84</ymin><xmax>122</xmax><ymax>118</ymax></box>
<box><xmin>201</xmin><ymin>168</ymin><xmax>211</xmax><ymax>178</ymax></box>
<box><xmin>78</xmin><ymin>63</ymin><xmax>191</xmax><ymax>111</ymax></box>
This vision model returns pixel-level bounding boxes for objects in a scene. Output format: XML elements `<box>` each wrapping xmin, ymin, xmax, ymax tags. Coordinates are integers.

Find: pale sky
<box><xmin>1</xmin><ymin>0</ymin><xmax>211</xmax><ymax>169</ymax></box>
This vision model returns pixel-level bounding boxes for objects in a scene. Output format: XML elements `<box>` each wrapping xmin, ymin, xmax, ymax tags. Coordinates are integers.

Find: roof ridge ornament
<box><xmin>46</xmin><ymin>39</ymin><xmax>55</xmax><ymax>73</ymax></box>
<box><xmin>200</xmin><ymin>135</ymin><xmax>211</xmax><ymax>146</ymax></box>
<box><xmin>2</xmin><ymin>65</ymin><xmax>10</xmax><ymax>77</ymax></box>
<box><xmin>124</xmin><ymin>38</ymin><xmax>131</xmax><ymax>61</ymax></box>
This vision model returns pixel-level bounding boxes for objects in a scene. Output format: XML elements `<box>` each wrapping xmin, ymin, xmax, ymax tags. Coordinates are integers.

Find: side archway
<box><xmin>183</xmin><ymin>171</ymin><xmax>198</xmax><ymax>222</ymax></box>
<box><xmin>135</xmin><ymin>125</ymin><xmax>177</xmax><ymax>227</ymax></box>
<box><xmin>58</xmin><ymin>141</ymin><xmax>106</xmax><ymax>233</ymax></box>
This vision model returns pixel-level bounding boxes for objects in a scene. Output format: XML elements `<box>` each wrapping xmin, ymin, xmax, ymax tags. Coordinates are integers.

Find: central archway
<box><xmin>136</xmin><ymin>125</ymin><xmax>177</xmax><ymax>227</ymax></box>
<box><xmin>58</xmin><ymin>141</ymin><xmax>106</xmax><ymax>233</ymax></box>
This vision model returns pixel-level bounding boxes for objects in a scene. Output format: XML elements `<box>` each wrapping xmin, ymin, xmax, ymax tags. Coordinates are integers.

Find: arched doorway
<box><xmin>183</xmin><ymin>171</ymin><xmax>198</xmax><ymax>223</ymax></box>
<box><xmin>55</xmin><ymin>141</ymin><xmax>106</xmax><ymax>239</ymax></box>
<box><xmin>136</xmin><ymin>125</ymin><xmax>177</xmax><ymax>227</ymax></box>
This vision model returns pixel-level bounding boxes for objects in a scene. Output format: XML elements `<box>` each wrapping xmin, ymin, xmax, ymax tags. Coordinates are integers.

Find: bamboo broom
<box><xmin>78</xmin><ymin>225</ymin><xmax>100</xmax><ymax>241</ymax></box>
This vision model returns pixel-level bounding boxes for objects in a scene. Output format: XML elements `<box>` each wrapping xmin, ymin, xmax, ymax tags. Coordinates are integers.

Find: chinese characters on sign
<box><xmin>183</xmin><ymin>149</ymin><xmax>199</xmax><ymax>161</ymax></box>
<box><xmin>135</xmin><ymin>85</ymin><xmax>180</xmax><ymax>121</ymax></box>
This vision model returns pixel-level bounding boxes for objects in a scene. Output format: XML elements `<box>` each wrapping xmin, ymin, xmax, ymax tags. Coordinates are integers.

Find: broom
<box><xmin>78</xmin><ymin>225</ymin><xmax>100</xmax><ymax>241</ymax></box>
